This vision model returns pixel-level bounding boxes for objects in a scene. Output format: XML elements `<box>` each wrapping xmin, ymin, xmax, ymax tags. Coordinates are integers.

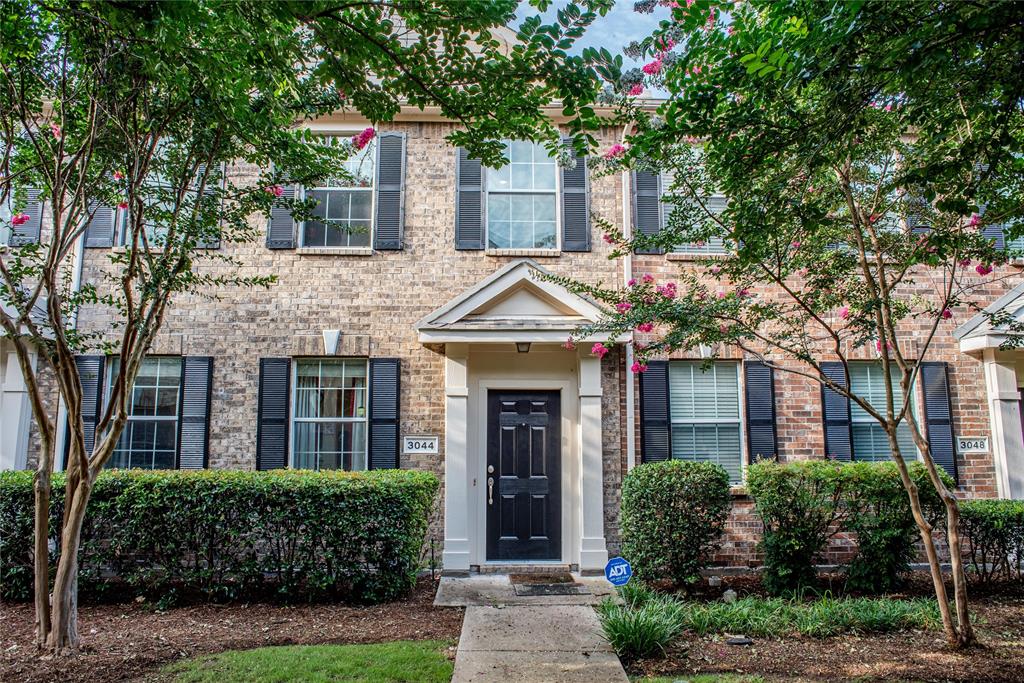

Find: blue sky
<box><xmin>516</xmin><ymin>0</ymin><xmax>670</xmax><ymax>71</ymax></box>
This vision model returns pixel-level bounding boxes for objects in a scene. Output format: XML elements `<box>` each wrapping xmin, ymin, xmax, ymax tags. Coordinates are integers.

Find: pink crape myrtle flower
<box><xmin>591</xmin><ymin>342</ymin><xmax>609</xmax><ymax>359</ymax></box>
<box><xmin>838</xmin><ymin>306</ymin><xmax>850</xmax><ymax>320</ymax></box>
<box><xmin>265</xmin><ymin>184</ymin><xmax>284</xmax><ymax>197</ymax></box>
<box><xmin>603</xmin><ymin>144</ymin><xmax>627</xmax><ymax>160</ymax></box>
<box><xmin>627</xmin><ymin>278</ymin><xmax>637</xmax><ymax>287</ymax></box>
<box><xmin>976</xmin><ymin>263</ymin><xmax>993</xmax><ymax>276</ymax></box>
<box><xmin>113</xmin><ymin>170</ymin><xmax>124</xmax><ymax>181</ymax></box>
<box><xmin>636</xmin><ymin>322</ymin><xmax>654</xmax><ymax>333</ymax></box>
<box><xmin>562</xmin><ymin>339</ymin><xmax>575</xmax><ymax>350</ymax></box>
<box><xmin>958</xmin><ymin>258</ymin><xmax>972</xmax><ymax>268</ymax></box>
<box><xmin>968</xmin><ymin>213</ymin><xmax>981</xmax><ymax>227</ymax></box>
<box><xmin>628</xmin><ymin>84</ymin><xmax>645</xmax><ymax>96</ymax></box>
<box><xmin>642</xmin><ymin>59</ymin><xmax>663</xmax><ymax>76</ymax></box>
<box><xmin>941</xmin><ymin>308</ymin><xmax>953</xmax><ymax>320</ymax></box>
<box><xmin>352</xmin><ymin>127</ymin><xmax>376</xmax><ymax>151</ymax></box>
<box><xmin>50</xmin><ymin>123</ymin><xmax>62</xmax><ymax>140</ymax></box>
<box><xmin>117</xmin><ymin>201</ymin><xmax>129</xmax><ymax>210</ymax></box>
<box><xmin>657</xmin><ymin>282</ymin><xmax>677</xmax><ymax>299</ymax></box>
<box><xmin>642</xmin><ymin>273</ymin><xmax>654</xmax><ymax>283</ymax></box>
<box><xmin>791</xmin><ymin>241</ymin><xmax>801</xmax><ymax>249</ymax></box>
<box><xmin>616</xmin><ymin>301</ymin><xmax>632</xmax><ymax>313</ymax></box>
<box><xmin>710</xmin><ymin>265</ymin><xmax>721</xmax><ymax>275</ymax></box>
<box><xmin>602</xmin><ymin>232</ymin><xmax>616</xmax><ymax>244</ymax></box>
<box><xmin>11</xmin><ymin>213</ymin><xmax>30</xmax><ymax>226</ymax></box>
<box><xmin>630</xmin><ymin>361</ymin><xmax>649</xmax><ymax>374</ymax></box>
<box><xmin>716</xmin><ymin>291</ymin><xmax>727</xmax><ymax>299</ymax></box>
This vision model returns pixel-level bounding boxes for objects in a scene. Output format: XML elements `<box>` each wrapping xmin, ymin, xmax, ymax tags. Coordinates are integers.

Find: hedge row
<box><xmin>747</xmin><ymin>460</ymin><xmax>950</xmax><ymax>595</ymax></box>
<box><xmin>960</xmin><ymin>499</ymin><xmax>1024</xmax><ymax>584</ymax></box>
<box><xmin>0</xmin><ymin>469</ymin><xmax>439</xmax><ymax>605</ymax></box>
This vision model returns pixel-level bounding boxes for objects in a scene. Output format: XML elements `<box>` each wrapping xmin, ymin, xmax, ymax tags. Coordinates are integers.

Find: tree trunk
<box><xmin>45</xmin><ymin>475</ymin><xmax>93</xmax><ymax>655</ymax></box>
<box><xmin>32</xmin><ymin>470</ymin><xmax>52</xmax><ymax>649</ymax></box>
<box><xmin>942</xmin><ymin>490</ymin><xmax>976</xmax><ymax>646</ymax></box>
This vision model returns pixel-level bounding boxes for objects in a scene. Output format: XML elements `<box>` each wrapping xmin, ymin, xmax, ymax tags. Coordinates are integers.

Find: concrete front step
<box><xmin>470</xmin><ymin>564</ymin><xmax>576</xmax><ymax>575</ymax></box>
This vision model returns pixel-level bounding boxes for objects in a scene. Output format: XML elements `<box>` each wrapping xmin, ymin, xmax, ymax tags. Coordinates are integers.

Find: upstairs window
<box><xmin>302</xmin><ymin>139</ymin><xmax>375</xmax><ymax>248</ymax></box>
<box><xmin>292</xmin><ymin>358</ymin><xmax>368</xmax><ymax>471</ymax></box>
<box><xmin>107</xmin><ymin>357</ymin><xmax>182</xmax><ymax>469</ymax></box>
<box><xmin>485</xmin><ymin>141</ymin><xmax>558</xmax><ymax>249</ymax></box>
<box><xmin>668</xmin><ymin>361</ymin><xmax>743</xmax><ymax>483</ymax></box>
<box><xmin>849</xmin><ymin>362</ymin><xmax>917</xmax><ymax>461</ymax></box>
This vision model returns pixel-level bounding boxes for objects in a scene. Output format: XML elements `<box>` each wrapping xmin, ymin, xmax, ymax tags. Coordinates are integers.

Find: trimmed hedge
<box><xmin>747</xmin><ymin>460</ymin><xmax>951</xmax><ymax>595</ymax></box>
<box><xmin>0</xmin><ymin>468</ymin><xmax>438</xmax><ymax>605</ymax></box>
<box><xmin>621</xmin><ymin>460</ymin><xmax>731</xmax><ymax>588</ymax></box>
<box><xmin>960</xmin><ymin>499</ymin><xmax>1024</xmax><ymax>585</ymax></box>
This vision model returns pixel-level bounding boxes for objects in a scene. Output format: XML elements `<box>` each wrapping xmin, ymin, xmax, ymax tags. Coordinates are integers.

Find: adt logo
<box><xmin>604</xmin><ymin>557</ymin><xmax>632</xmax><ymax>587</ymax></box>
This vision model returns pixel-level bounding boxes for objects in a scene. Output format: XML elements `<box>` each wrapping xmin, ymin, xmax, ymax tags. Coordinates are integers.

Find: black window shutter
<box><xmin>906</xmin><ymin>195</ymin><xmax>931</xmax><ymax>234</ymax></box>
<box><xmin>455</xmin><ymin>147</ymin><xmax>484</xmax><ymax>250</ymax></box>
<box><xmin>256</xmin><ymin>358</ymin><xmax>291</xmax><ymax>470</ymax></box>
<box><xmin>84</xmin><ymin>201</ymin><xmax>116</xmax><ymax>248</ymax></box>
<box><xmin>194</xmin><ymin>163</ymin><xmax>221</xmax><ymax>249</ymax></box>
<box><xmin>177</xmin><ymin>356</ymin><xmax>213</xmax><ymax>469</ymax></box>
<box><xmin>10</xmin><ymin>188</ymin><xmax>43</xmax><ymax>246</ymax></box>
<box><xmin>374</xmin><ymin>132</ymin><xmax>406</xmax><ymax>250</ymax></box>
<box><xmin>368</xmin><ymin>358</ymin><xmax>400</xmax><ymax>469</ymax></box>
<box><xmin>560</xmin><ymin>142</ymin><xmax>590</xmax><ymax>252</ymax></box>
<box><xmin>921</xmin><ymin>361</ymin><xmax>958</xmax><ymax>482</ymax></box>
<box><xmin>744</xmin><ymin>361</ymin><xmax>778</xmax><ymax>463</ymax></box>
<box><xmin>982</xmin><ymin>223</ymin><xmax>1006</xmax><ymax>250</ymax></box>
<box><xmin>631</xmin><ymin>170</ymin><xmax>663</xmax><ymax>255</ymax></box>
<box><xmin>266</xmin><ymin>185</ymin><xmax>297</xmax><ymax>249</ymax></box>
<box><xmin>64</xmin><ymin>356</ymin><xmax>105</xmax><ymax>467</ymax></box>
<box><xmin>820</xmin><ymin>361</ymin><xmax>852</xmax><ymax>461</ymax></box>
<box><xmin>639</xmin><ymin>360</ymin><xmax>671</xmax><ymax>462</ymax></box>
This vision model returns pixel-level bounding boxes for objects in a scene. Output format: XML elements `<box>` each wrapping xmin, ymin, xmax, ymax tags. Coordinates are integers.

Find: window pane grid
<box><xmin>107</xmin><ymin>357</ymin><xmax>181</xmax><ymax>470</ymax></box>
<box><xmin>849</xmin><ymin>362</ymin><xmax>917</xmax><ymax>461</ymax></box>
<box><xmin>669</xmin><ymin>361</ymin><xmax>742</xmax><ymax>483</ymax></box>
<box><xmin>485</xmin><ymin>140</ymin><xmax>558</xmax><ymax>249</ymax></box>
<box><xmin>293</xmin><ymin>359</ymin><xmax>368</xmax><ymax>471</ymax></box>
<box><xmin>302</xmin><ymin>138</ymin><xmax>375</xmax><ymax>247</ymax></box>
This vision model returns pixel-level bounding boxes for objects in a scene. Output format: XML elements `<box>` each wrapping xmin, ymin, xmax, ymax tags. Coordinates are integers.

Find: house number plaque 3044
<box><xmin>402</xmin><ymin>436</ymin><xmax>439</xmax><ymax>455</ymax></box>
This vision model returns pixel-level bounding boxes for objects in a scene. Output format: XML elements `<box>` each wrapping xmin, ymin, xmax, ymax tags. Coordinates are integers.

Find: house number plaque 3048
<box><xmin>402</xmin><ymin>436</ymin><xmax>439</xmax><ymax>455</ymax></box>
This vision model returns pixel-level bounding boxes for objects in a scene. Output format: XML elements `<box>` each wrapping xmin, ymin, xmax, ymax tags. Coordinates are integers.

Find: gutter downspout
<box><xmin>621</xmin><ymin>123</ymin><xmax>636</xmax><ymax>472</ymax></box>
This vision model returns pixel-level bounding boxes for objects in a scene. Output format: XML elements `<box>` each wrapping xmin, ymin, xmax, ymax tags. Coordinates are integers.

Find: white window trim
<box><xmin>297</xmin><ymin>131</ymin><xmax>376</xmax><ymax>250</ymax></box>
<box><xmin>289</xmin><ymin>357</ymin><xmax>370</xmax><ymax>471</ymax></box>
<box><xmin>668</xmin><ymin>360</ymin><xmax>747</xmax><ymax>483</ymax></box>
<box><xmin>848</xmin><ymin>360</ymin><xmax>922</xmax><ymax>461</ymax></box>
<box><xmin>104</xmin><ymin>356</ymin><xmax>183</xmax><ymax>469</ymax></box>
<box><xmin>483</xmin><ymin>140</ymin><xmax>562</xmax><ymax>252</ymax></box>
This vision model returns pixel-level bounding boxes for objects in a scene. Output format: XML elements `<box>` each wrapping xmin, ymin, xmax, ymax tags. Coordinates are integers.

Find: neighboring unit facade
<box><xmin>4</xmin><ymin>110</ymin><xmax>1024</xmax><ymax>571</ymax></box>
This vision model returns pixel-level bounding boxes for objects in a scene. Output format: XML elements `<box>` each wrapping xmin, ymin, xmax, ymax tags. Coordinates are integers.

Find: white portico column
<box><xmin>983</xmin><ymin>349</ymin><xmax>1024</xmax><ymax>499</ymax></box>
<box><xmin>578</xmin><ymin>349</ymin><xmax>609</xmax><ymax>571</ymax></box>
<box><xmin>443</xmin><ymin>343</ymin><xmax>472</xmax><ymax>570</ymax></box>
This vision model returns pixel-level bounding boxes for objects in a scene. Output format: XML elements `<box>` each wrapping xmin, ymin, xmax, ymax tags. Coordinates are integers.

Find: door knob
<box><xmin>487</xmin><ymin>477</ymin><xmax>494</xmax><ymax>505</ymax></box>
<box><xmin>487</xmin><ymin>464</ymin><xmax>495</xmax><ymax>474</ymax></box>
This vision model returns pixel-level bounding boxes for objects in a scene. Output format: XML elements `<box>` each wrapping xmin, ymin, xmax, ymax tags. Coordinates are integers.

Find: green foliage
<box><xmin>596</xmin><ymin>590</ymin><xmax>685</xmax><ymax>660</ymax></box>
<box><xmin>620</xmin><ymin>460</ymin><xmax>731</xmax><ymax>588</ymax></box>
<box><xmin>960</xmin><ymin>499</ymin><xmax>1024</xmax><ymax>585</ymax></box>
<box><xmin>675</xmin><ymin>595</ymin><xmax>941</xmax><ymax>638</ymax></box>
<box><xmin>162</xmin><ymin>641</ymin><xmax>455</xmax><ymax>683</ymax></box>
<box><xmin>746</xmin><ymin>461</ymin><xmax>846</xmax><ymax>596</ymax></box>
<box><xmin>843</xmin><ymin>462</ymin><xmax>949</xmax><ymax>593</ymax></box>
<box><xmin>0</xmin><ymin>469</ymin><xmax>438</xmax><ymax>604</ymax></box>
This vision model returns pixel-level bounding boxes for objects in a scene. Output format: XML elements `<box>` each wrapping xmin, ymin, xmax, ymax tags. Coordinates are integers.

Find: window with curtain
<box><xmin>302</xmin><ymin>139</ymin><xmax>375</xmax><ymax>248</ymax></box>
<box><xmin>292</xmin><ymin>358</ymin><xmax>368</xmax><ymax>471</ymax></box>
<box><xmin>107</xmin><ymin>356</ymin><xmax>182</xmax><ymax>469</ymax></box>
<box><xmin>668</xmin><ymin>361</ymin><xmax>743</xmax><ymax>483</ymax></box>
<box><xmin>849</xmin><ymin>362</ymin><xmax>918</xmax><ymax>461</ymax></box>
<box><xmin>485</xmin><ymin>140</ymin><xmax>558</xmax><ymax>249</ymax></box>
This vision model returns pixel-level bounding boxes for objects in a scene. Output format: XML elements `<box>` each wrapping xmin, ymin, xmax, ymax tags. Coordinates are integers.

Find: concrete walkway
<box><xmin>441</xmin><ymin>575</ymin><xmax>628</xmax><ymax>683</ymax></box>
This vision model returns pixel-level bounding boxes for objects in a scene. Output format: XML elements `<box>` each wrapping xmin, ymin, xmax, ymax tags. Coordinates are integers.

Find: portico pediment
<box><xmin>415</xmin><ymin>259</ymin><xmax>617</xmax><ymax>343</ymax></box>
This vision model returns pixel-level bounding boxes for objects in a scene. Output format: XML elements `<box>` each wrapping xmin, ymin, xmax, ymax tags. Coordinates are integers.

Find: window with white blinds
<box><xmin>670</xmin><ymin>192</ymin><xmax>729</xmax><ymax>255</ymax></box>
<box><xmin>849</xmin><ymin>362</ymin><xmax>917</xmax><ymax>461</ymax></box>
<box><xmin>668</xmin><ymin>361</ymin><xmax>743</xmax><ymax>482</ymax></box>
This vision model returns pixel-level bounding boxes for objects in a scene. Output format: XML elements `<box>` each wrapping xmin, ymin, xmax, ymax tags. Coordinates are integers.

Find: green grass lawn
<box><xmin>162</xmin><ymin>640</ymin><xmax>454</xmax><ymax>683</ymax></box>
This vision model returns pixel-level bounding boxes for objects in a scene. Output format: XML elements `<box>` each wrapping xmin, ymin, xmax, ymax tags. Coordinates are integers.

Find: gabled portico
<box><xmin>416</xmin><ymin>259</ymin><xmax>619</xmax><ymax>571</ymax></box>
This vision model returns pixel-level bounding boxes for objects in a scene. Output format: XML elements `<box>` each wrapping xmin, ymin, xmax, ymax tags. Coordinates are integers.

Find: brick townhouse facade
<box><xmin>2</xmin><ymin>107</ymin><xmax>1023</xmax><ymax>572</ymax></box>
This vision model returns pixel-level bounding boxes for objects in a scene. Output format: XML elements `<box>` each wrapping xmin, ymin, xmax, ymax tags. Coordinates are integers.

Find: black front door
<box><xmin>486</xmin><ymin>391</ymin><xmax>561</xmax><ymax>561</ymax></box>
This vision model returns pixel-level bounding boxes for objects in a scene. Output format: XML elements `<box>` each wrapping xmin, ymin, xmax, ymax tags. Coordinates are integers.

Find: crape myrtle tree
<box><xmin>557</xmin><ymin>0</ymin><xmax>1024</xmax><ymax>647</ymax></box>
<box><xmin>0</xmin><ymin>0</ymin><xmax>610</xmax><ymax>654</ymax></box>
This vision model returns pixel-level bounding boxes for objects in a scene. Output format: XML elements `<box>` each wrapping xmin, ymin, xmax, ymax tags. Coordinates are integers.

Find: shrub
<box><xmin>596</xmin><ymin>589</ymin><xmax>685</xmax><ymax>659</ymax></box>
<box><xmin>960</xmin><ymin>499</ymin><xmax>1024</xmax><ymax>584</ymax></box>
<box><xmin>620</xmin><ymin>460</ymin><xmax>731</xmax><ymax>588</ymax></box>
<box><xmin>746</xmin><ymin>461</ymin><xmax>846</xmax><ymax>595</ymax></box>
<box><xmin>676</xmin><ymin>595</ymin><xmax>941</xmax><ymax>638</ymax></box>
<box><xmin>0</xmin><ymin>468</ymin><xmax>438</xmax><ymax>604</ymax></box>
<box><xmin>842</xmin><ymin>462</ymin><xmax>950</xmax><ymax>593</ymax></box>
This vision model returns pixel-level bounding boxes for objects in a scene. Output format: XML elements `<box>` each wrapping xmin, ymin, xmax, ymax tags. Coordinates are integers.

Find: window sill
<box><xmin>666</xmin><ymin>251</ymin><xmax>730</xmax><ymax>262</ymax></box>
<box><xmin>296</xmin><ymin>247</ymin><xmax>374</xmax><ymax>256</ymax></box>
<box><xmin>485</xmin><ymin>248</ymin><xmax>561</xmax><ymax>258</ymax></box>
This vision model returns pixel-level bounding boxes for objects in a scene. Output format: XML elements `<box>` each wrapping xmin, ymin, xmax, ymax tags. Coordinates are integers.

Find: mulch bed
<box><xmin>628</xmin><ymin>575</ymin><xmax>1024</xmax><ymax>683</ymax></box>
<box><xmin>0</xmin><ymin>577</ymin><xmax>462</xmax><ymax>683</ymax></box>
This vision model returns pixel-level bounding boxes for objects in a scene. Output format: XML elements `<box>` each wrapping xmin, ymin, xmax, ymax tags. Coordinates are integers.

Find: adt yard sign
<box><xmin>605</xmin><ymin>557</ymin><xmax>632</xmax><ymax>587</ymax></box>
